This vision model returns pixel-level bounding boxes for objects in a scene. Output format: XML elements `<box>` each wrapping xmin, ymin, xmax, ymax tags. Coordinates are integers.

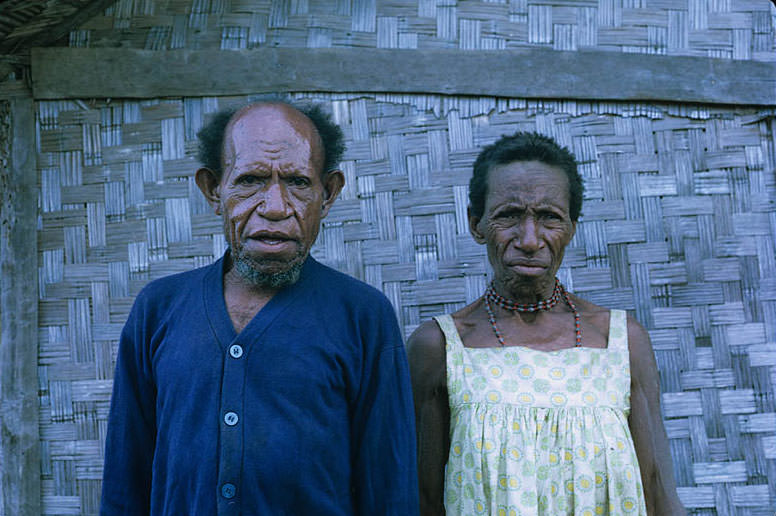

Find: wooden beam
<box><xmin>31</xmin><ymin>47</ymin><xmax>776</xmax><ymax>106</ymax></box>
<box><xmin>0</xmin><ymin>93</ymin><xmax>40</xmax><ymax>515</ymax></box>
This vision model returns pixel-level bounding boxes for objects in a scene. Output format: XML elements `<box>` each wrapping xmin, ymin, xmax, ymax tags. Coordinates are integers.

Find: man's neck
<box><xmin>222</xmin><ymin>268</ymin><xmax>280</xmax><ymax>334</ymax></box>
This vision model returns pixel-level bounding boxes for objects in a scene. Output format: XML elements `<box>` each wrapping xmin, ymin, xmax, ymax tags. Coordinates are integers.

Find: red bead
<box><xmin>484</xmin><ymin>278</ymin><xmax>582</xmax><ymax>348</ymax></box>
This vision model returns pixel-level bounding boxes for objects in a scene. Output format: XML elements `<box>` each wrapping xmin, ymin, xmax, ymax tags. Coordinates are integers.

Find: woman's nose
<box><xmin>515</xmin><ymin>217</ymin><xmax>540</xmax><ymax>252</ymax></box>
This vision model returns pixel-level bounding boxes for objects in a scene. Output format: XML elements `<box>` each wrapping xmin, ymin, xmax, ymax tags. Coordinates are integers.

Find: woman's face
<box><xmin>469</xmin><ymin>160</ymin><xmax>576</xmax><ymax>291</ymax></box>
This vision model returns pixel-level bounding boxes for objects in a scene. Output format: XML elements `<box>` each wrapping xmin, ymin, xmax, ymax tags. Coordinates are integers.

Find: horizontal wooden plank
<box><xmin>31</xmin><ymin>47</ymin><xmax>776</xmax><ymax>106</ymax></box>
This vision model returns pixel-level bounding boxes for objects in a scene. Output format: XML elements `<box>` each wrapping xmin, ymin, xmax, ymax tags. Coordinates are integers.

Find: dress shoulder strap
<box><xmin>433</xmin><ymin>314</ymin><xmax>463</xmax><ymax>350</ymax></box>
<box><xmin>607</xmin><ymin>309</ymin><xmax>628</xmax><ymax>351</ymax></box>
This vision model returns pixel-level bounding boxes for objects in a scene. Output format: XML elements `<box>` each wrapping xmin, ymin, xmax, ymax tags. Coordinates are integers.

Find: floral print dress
<box><xmin>437</xmin><ymin>310</ymin><xmax>647</xmax><ymax>516</ymax></box>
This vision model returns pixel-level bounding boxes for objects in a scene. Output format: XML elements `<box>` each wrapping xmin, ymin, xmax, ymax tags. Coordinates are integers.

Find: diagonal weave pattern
<box><xmin>31</xmin><ymin>1</ymin><xmax>776</xmax><ymax>515</ymax></box>
<box><xmin>65</xmin><ymin>0</ymin><xmax>776</xmax><ymax>62</ymax></box>
<box><xmin>0</xmin><ymin>0</ymin><xmax>114</xmax><ymax>54</ymax></box>
<box><xmin>36</xmin><ymin>93</ymin><xmax>776</xmax><ymax>516</ymax></box>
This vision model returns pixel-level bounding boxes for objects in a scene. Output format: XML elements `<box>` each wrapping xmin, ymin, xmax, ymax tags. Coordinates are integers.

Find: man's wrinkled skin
<box><xmin>195</xmin><ymin>103</ymin><xmax>344</xmax><ymax>333</ymax></box>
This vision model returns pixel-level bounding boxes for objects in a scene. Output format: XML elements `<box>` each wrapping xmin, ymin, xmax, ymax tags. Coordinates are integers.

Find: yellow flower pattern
<box><xmin>437</xmin><ymin>310</ymin><xmax>647</xmax><ymax>515</ymax></box>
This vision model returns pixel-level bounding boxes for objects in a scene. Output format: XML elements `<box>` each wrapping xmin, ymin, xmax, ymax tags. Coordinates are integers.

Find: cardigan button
<box><xmin>221</xmin><ymin>483</ymin><xmax>236</xmax><ymax>499</ymax></box>
<box><xmin>229</xmin><ymin>344</ymin><xmax>243</xmax><ymax>359</ymax></box>
<box><xmin>224</xmin><ymin>412</ymin><xmax>239</xmax><ymax>426</ymax></box>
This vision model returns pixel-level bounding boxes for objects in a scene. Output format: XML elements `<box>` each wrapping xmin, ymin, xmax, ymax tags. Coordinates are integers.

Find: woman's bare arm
<box><xmin>407</xmin><ymin>320</ymin><xmax>450</xmax><ymax>516</ymax></box>
<box><xmin>627</xmin><ymin>315</ymin><xmax>686</xmax><ymax>515</ymax></box>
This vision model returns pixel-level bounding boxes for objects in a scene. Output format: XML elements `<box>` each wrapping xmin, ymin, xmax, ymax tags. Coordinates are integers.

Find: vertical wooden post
<box><xmin>0</xmin><ymin>84</ymin><xmax>40</xmax><ymax>516</ymax></box>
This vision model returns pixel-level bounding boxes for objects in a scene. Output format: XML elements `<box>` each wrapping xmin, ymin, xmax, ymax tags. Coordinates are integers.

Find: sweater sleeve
<box><xmin>100</xmin><ymin>293</ymin><xmax>157</xmax><ymax>516</ymax></box>
<box><xmin>350</xmin><ymin>300</ymin><xmax>420</xmax><ymax>516</ymax></box>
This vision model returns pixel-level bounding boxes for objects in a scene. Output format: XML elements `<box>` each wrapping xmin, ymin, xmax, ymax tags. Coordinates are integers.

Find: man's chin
<box><xmin>231</xmin><ymin>249</ymin><xmax>307</xmax><ymax>289</ymax></box>
<box><xmin>234</xmin><ymin>258</ymin><xmax>304</xmax><ymax>289</ymax></box>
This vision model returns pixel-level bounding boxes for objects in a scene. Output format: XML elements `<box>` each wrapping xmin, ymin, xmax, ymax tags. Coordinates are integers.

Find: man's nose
<box><xmin>515</xmin><ymin>217</ymin><xmax>541</xmax><ymax>252</ymax></box>
<box><xmin>258</xmin><ymin>182</ymin><xmax>292</xmax><ymax>219</ymax></box>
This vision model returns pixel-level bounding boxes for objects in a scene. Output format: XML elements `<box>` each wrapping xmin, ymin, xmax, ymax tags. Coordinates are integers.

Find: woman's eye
<box><xmin>236</xmin><ymin>175</ymin><xmax>261</xmax><ymax>185</ymax></box>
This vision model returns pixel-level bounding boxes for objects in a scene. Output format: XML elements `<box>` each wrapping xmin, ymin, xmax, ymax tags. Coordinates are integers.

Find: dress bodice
<box><xmin>437</xmin><ymin>310</ymin><xmax>647</xmax><ymax>515</ymax></box>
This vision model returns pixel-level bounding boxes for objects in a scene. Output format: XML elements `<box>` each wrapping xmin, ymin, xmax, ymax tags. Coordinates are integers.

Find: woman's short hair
<box><xmin>469</xmin><ymin>131</ymin><xmax>584</xmax><ymax>221</ymax></box>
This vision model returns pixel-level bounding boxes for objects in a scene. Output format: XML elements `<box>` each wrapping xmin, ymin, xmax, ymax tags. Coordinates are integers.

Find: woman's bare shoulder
<box><xmin>408</xmin><ymin>319</ymin><xmax>445</xmax><ymax>352</ymax></box>
<box><xmin>450</xmin><ymin>299</ymin><xmax>486</xmax><ymax>340</ymax></box>
<box><xmin>408</xmin><ymin>299</ymin><xmax>484</xmax><ymax>358</ymax></box>
<box><xmin>407</xmin><ymin>318</ymin><xmax>447</xmax><ymax>391</ymax></box>
<box><xmin>568</xmin><ymin>294</ymin><xmax>616</xmax><ymax>334</ymax></box>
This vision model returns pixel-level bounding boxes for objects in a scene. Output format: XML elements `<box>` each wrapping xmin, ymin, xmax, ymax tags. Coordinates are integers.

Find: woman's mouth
<box><xmin>506</xmin><ymin>260</ymin><xmax>548</xmax><ymax>275</ymax></box>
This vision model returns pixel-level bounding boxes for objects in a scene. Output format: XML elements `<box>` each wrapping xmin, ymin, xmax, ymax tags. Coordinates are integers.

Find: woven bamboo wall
<box><xmin>33</xmin><ymin>1</ymin><xmax>776</xmax><ymax>515</ymax></box>
<box><xmin>69</xmin><ymin>0</ymin><xmax>776</xmax><ymax>61</ymax></box>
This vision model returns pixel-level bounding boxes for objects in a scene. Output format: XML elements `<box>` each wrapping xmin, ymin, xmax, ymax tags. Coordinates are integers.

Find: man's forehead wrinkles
<box><xmin>232</xmin><ymin>160</ymin><xmax>301</xmax><ymax>171</ymax></box>
<box><xmin>226</xmin><ymin>140</ymin><xmax>313</xmax><ymax>165</ymax></box>
<box><xmin>231</xmin><ymin>150</ymin><xmax>312</xmax><ymax>164</ymax></box>
<box><xmin>233</xmin><ymin>138</ymin><xmax>299</xmax><ymax>150</ymax></box>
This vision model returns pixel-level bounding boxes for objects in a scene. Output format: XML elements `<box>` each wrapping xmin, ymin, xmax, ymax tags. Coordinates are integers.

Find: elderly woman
<box><xmin>408</xmin><ymin>132</ymin><xmax>685</xmax><ymax>515</ymax></box>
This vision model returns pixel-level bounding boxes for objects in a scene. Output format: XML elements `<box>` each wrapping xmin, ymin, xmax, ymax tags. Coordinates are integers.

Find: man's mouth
<box><xmin>246</xmin><ymin>232</ymin><xmax>297</xmax><ymax>248</ymax></box>
<box><xmin>254</xmin><ymin>236</ymin><xmax>288</xmax><ymax>245</ymax></box>
<box><xmin>249</xmin><ymin>231</ymin><xmax>292</xmax><ymax>240</ymax></box>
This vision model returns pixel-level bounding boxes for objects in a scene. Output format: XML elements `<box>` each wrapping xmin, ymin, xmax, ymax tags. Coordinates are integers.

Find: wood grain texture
<box><xmin>31</xmin><ymin>47</ymin><xmax>776</xmax><ymax>106</ymax></box>
<box><xmin>0</xmin><ymin>94</ymin><xmax>40</xmax><ymax>516</ymax></box>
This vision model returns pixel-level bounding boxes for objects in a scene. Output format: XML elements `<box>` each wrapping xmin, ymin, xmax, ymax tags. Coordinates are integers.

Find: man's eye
<box><xmin>496</xmin><ymin>210</ymin><xmax>520</xmax><ymax>220</ymax></box>
<box><xmin>288</xmin><ymin>177</ymin><xmax>310</xmax><ymax>187</ymax></box>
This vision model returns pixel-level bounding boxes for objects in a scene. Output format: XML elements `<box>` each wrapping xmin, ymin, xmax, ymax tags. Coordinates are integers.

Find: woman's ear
<box><xmin>468</xmin><ymin>206</ymin><xmax>486</xmax><ymax>244</ymax></box>
<box><xmin>569</xmin><ymin>220</ymin><xmax>577</xmax><ymax>242</ymax></box>
<box><xmin>195</xmin><ymin>168</ymin><xmax>222</xmax><ymax>215</ymax></box>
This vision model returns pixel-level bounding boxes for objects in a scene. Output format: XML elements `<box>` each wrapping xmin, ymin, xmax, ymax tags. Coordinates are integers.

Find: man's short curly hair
<box><xmin>469</xmin><ymin>131</ymin><xmax>584</xmax><ymax>221</ymax></box>
<box><xmin>196</xmin><ymin>99</ymin><xmax>346</xmax><ymax>179</ymax></box>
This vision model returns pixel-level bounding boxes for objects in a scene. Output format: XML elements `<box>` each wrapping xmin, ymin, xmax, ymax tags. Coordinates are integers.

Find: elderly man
<box><xmin>100</xmin><ymin>101</ymin><xmax>419</xmax><ymax>515</ymax></box>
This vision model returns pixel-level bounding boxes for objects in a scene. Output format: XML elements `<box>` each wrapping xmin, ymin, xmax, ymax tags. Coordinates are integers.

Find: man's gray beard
<box><xmin>231</xmin><ymin>246</ymin><xmax>305</xmax><ymax>289</ymax></box>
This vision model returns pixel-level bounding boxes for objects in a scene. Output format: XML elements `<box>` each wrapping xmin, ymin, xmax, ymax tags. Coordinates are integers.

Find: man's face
<box><xmin>199</xmin><ymin>103</ymin><xmax>343</xmax><ymax>287</ymax></box>
<box><xmin>469</xmin><ymin>160</ymin><xmax>576</xmax><ymax>291</ymax></box>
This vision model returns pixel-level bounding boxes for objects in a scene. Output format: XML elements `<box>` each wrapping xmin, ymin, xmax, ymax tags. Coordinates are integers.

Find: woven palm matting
<box><xmin>36</xmin><ymin>94</ymin><xmax>776</xmax><ymax>516</ymax></box>
<box><xmin>33</xmin><ymin>1</ymin><xmax>776</xmax><ymax>515</ymax></box>
<box><xmin>62</xmin><ymin>0</ymin><xmax>774</xmax><ymax>62</ymax></box>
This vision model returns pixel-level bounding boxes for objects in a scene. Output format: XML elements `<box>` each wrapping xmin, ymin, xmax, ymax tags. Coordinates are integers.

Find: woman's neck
<box><xmin>493</xmin><ymin>276</ymin><xmax>557</xmax><ymax>304</ymax></box>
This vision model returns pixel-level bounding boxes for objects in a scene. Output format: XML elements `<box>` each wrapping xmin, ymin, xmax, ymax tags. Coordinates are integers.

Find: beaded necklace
<box><xmin>483</xmin><ymin>278</ymin><xmax>583</xmax><ymax>347</ymax></box>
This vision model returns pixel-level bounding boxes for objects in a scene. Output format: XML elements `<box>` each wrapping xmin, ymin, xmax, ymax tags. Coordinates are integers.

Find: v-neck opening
<box><xmin>202</xmin><ymin>252</ymin><xmax>316</xmax><ymax>350</ymax></box>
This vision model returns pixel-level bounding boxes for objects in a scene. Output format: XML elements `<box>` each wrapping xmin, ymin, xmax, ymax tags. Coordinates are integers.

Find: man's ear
<box><xmin>320</xmin><ymin>169</ymin><xmax>345</xmax><ymax>218</ymax></box>
<box><xmin>468</xmin><ymin>206</ymin><xmax>486</xmax><ymax>244</ymax></box>
<box><xmin>195</xmin><ymin>168</ymin><xmax>222</xmax><ymax>215</ymax></box>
